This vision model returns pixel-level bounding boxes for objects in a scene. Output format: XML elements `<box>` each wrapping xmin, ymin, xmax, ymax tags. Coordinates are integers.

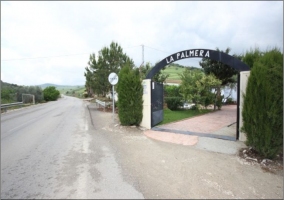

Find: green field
<box><xmin>161</xmin><ymin>65</ymin><xmax>203</xmax><ymax>83</ymax></box>
<box><xmin>56</xmin><ymin>85</ymin><xmax>85</xmax><ymax>98</ymax></box>
<box><xmin>162</xmin><ymin>66</ymin><xmax>185</xmax><ymax>80</ymax></box>
<box><xmin>38</xmin><ymin>83</ymin><xmax>85</xmax><ymax>98</ymax></box>
<box><xmin>56</xmin><ymin>85</ymin><xmax>84</xmax><ymax>93</ymax></box>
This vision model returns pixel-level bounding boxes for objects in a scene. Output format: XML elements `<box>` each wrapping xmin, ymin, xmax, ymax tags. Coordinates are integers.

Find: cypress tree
<box><xmin>241</xmin><ymin>47</ymin><xmax>263</xmax><ymax>69</ymax></box>
<box><xmin>242</xmin><ymin>48</ymin><xmax>283</xmax><ymax>158</ymax></box>
<box><xmin>117</xmin><ymin>63</ymin><xmax>143</xmax><ymax>126</ymax></box>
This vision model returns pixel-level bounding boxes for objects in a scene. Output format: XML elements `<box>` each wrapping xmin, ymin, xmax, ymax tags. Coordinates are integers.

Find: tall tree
<box><xmin>140</xmin><ymin>62</ymin><xmax>169</xmax><ymax>83</ymax></box>
<box><xmin>199</xmin><ymin>47</ymin><xmax>239</xmax><ymax>109</ymax></box>
<box><xmin>84</xmin><ymin>66</ymin><xmax>93</xmax><ymax>97</ymax></box>
<box><xmin>84</xmin><ymin>41</ymin><xmax>133</xmax><ymax>97</ymax></box>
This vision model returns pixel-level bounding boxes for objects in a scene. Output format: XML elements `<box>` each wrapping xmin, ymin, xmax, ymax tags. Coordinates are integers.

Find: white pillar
<box><xmin>140</xmin><ymin>79</ymin><xmax>151</xmax><ymax>129</ymax></box>
<box><xmin>239</xmin><ymin>71</ymin><xmax>250</xmax><ymax>141</ymax></box>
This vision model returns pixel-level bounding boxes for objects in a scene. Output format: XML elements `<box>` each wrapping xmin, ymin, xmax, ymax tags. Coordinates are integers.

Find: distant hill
<box><xmin>37</xmin><ymin>83</ymin><xmax>60</xmax><ymax>89</ymax></box>
<box><xmin>1</xmin><ymin>81</ymin><xmax>84</xmax><ymax>89</ymax></box>
<box><xmin>1</xmin><ymin>80</ymin><xmax>20</xmax><ymax>88</ymax></box>
<box><xmin>38</xmin><ymin>83</ymin><xmax>84</xmax><ymax>89</ymax></box>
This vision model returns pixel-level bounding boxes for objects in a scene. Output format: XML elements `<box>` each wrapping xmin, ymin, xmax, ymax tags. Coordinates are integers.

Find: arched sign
<box><xmin>146</xmin><ymin>49</ymin><xmax>250</xmax><ymax>79</ymax></box>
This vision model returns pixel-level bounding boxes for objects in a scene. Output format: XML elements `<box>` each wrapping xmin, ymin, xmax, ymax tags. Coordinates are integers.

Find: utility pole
<box><xmin>142</xmin><ymin>44</ymin><xmax>144</xmax><ymax>67</ymax></box>
<box><xmin>139</xmin><ymin>44</ymin><xmax>144</xmax><ymax>73</ymax></box>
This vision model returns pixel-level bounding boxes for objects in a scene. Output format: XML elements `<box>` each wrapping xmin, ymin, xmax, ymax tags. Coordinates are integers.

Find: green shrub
<box><xmin>242</xmin><ymin>48</ymin><xmax>283</xmax><ymax>159</ymax></box>
<box><xmin>117</xmin><ymin>63</ymin><xmax>143</xmax><ymax>126</ymax></box>
<box><xmin>165</xmin><ymin>97</ymin><xmax>183</xmax><ymax>110</ymax></box>
<box><xmin>43</xmin><ymin>86</ymin><xmax>60</xmax><ymax>101</ymax></box>
<box><xmin>83</xmin><ymin>92</ymin><xmax>88</xmax><ymax>98</ymax></box>
<box><xmin>164</xmin><ymin>85</ymin><xmax>181</xmax><ymax>97</ymax></box>
<box><xmin>1</xmin><ymin>88</ymin><xmax>15</xmax><ymax>102</ymax></box>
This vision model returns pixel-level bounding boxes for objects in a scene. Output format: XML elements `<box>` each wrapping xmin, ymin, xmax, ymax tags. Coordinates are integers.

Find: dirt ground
<box><xmin>94</xmin><ymin>119</ymin><xmax>282</xmax><ymax>198</ymax></box>
<box><xmin>238</xmin><ymin>147</ymin><xmax>283</xmax><ymax>176</ymax></box>
<box><xmin>105</xmin><ymin>124</ymin><xmax>283</xmax><ymax>199</ymax></box>
<box><xmin>94</xmin><ymin>106</ymin><xmax>283</xmax><ymax>199</ymax></box>
<box><xmin>100</xmin><ymin>106</ymin><xmax>283</xmax><ymax>175</ymax></box>
<box><xmin>100</xmin><ymin>106</ymin><xmax>283</xmax><ymax>172</ymax></box>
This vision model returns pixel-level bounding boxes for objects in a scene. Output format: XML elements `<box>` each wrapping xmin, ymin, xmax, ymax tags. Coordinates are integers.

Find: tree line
<box><xmin>1</xmin><ymin>81</ymin><xmax>61</xmax><ymax>104</ymax></box>
<box><xmin>1</xmin><ymin>81</ymin><xmax>44</xmax><ymax>104</ymax></box>
<box><xmin>84</xmin><ymin>41</ymin><xmax>170</xmax><ymax>98</ymax></box>
<box><xmin>84</xmin><ymin>42</ymin><xmax>207</xmax><ymax>99</ymax></box>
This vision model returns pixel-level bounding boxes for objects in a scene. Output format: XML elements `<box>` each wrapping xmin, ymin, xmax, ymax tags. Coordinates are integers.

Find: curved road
<box><xmin>1</xmin><ymin>95</ymin><xmax>143</xmax><ymax>199</ymax></box>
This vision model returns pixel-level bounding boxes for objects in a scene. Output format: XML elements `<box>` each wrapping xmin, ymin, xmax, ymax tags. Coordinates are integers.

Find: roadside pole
<box><xmin>108</xmin><ymin>72</ymin><xmax>119</xmax><ymax>123</ymax></box>
<box><xmin>112</xmin><ymin>85</ymin><xmax>114</xmax><ymax>122</ymax></box>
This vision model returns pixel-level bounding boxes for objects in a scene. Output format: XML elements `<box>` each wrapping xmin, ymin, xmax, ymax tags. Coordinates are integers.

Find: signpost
<box><xmin>108</xmin><ymin>72</ymin><xmax>118</xmax><ymax>123</ymax></box>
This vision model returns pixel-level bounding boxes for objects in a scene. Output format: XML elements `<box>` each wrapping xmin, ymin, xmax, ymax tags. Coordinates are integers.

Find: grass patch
<box><xmin>158</xmin><ymin>108</ymin><xmax>212</xmax><ymax>125</ymax></box>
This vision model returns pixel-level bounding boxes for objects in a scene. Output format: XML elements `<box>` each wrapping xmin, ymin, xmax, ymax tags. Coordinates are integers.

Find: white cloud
<box><xmin>1</xmin><ymin>1</ymin><xmax>283</xmax><ymax>86</ymax></box>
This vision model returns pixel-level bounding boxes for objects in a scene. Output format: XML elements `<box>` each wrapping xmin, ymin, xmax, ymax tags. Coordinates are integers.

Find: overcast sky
<box><xmin>1</xmin><ymin>1</ymin><xmax>283</xmax><ymax>86</ymax></box>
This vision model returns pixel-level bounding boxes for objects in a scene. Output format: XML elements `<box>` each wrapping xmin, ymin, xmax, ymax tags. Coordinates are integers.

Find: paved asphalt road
<box><xmin>1</xmin><ymin>95</ymin><xmax>143</xmax><ymax>199</ymax></box>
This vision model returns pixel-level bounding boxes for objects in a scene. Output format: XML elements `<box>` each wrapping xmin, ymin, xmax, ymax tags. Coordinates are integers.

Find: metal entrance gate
<box><xmin>151</xmin><ymin>81</ymin><xmax>164</xmax><ymax>127</ymax></box>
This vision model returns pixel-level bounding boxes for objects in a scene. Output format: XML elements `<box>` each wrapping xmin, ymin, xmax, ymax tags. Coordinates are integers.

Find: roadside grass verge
<box><xmin>158</xmin><ymin>108</ymin><xmax>212</xmax><ymax>125</ymax></box>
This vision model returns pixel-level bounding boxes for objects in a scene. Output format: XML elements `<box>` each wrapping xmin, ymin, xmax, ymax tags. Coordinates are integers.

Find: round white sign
<box><xmin>108</xmin><ymin>72</ymin><xmax>118</xmax><ymax>85</ymax></box>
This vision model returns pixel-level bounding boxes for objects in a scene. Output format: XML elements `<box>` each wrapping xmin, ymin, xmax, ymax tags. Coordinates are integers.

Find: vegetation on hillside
<box><xmin>164</xmin><ymin>63</ymin><xmax>203</xmax><ymax>81</ymax></box>
<box><xmin>55</xmin><ymin>86</ymin><xmax>85</xmax><ymax>98</ymax></box>
<box><xmin>1</xmin><ymin>81</ymin><xmax>44</xmax><ymax>104</ymax></box>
